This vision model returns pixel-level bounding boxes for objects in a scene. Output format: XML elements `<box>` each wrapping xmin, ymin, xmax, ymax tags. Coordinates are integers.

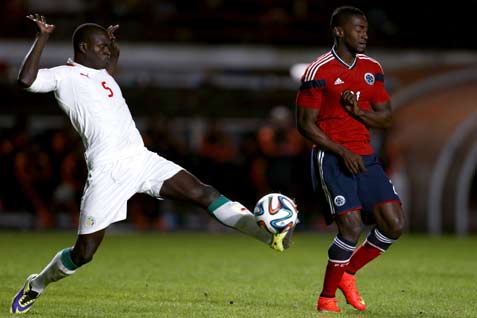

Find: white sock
<box><xmin>30</xmin><ymin>248</ymin><xmax>78</xmax><ymax>293</ymax></box>
<box><xmin>209</xmin><ymin>196</ymin><xmax>272</xmax><ymax>244</ymax></box>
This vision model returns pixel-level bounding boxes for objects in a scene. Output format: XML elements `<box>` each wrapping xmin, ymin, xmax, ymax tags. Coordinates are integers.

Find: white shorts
<box><xmin>78</xmin><ymin>149</ymin><xmax>183</xmax><ymax>234</ymax></box>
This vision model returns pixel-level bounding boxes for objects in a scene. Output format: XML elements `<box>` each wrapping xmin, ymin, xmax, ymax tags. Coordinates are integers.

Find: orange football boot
<box><xmin>338</xmin><ymin>272</ymin><xmax>366</xmax><ymax>311</ymax></box>
<box><xmin>317</xmin><ymin>296</ymin><xmax>341</xmax><ymax>312</ymax></box>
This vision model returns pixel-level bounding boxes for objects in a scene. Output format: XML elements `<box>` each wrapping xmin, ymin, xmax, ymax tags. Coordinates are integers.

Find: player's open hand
<box><xmin>106</xmin><ymin>24</ymin><xmax>119</xmax><ymax>41</ymax></box>
<box><xmin>106</xmin><ymin>24</ymin><xmax>120</xmax><ymax>57</ymax></box>
<box><xmin>341</xmin><ymin>90</ymin><xmax>363</xmax><ymax>117</ymax></box>
<box><xmin>26</xmin><ymin>14</ymin><xmax>55</xmax><ymax>34</ymax></box>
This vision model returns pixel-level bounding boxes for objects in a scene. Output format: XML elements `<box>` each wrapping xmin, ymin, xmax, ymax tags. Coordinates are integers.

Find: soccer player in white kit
<box><xmin>11</xmin><ymin>14</ymin><xmax>295</xmax><ymax>314</ymax></box>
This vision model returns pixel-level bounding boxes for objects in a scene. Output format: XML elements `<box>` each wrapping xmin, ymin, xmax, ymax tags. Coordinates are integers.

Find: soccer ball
<box><xmin>253</xmin><ymin>193</ymin><xmax>298</xmax><ymax>234</ymax></box>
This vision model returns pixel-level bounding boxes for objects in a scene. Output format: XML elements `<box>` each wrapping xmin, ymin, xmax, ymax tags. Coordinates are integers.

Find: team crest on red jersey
<box><xmin>364</xmin><ymin>72</ymin><xmax>375</xmax><ymax>85</ymax></box>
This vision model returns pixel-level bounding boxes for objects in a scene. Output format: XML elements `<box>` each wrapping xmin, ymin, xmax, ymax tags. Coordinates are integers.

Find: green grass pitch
<box><xmin>0</xmin><ymin>231</ymin><xmax>476</xmax><ymax>317</ymax></box>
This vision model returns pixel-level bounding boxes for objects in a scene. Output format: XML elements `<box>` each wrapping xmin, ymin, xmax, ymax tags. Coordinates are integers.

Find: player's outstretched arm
<box><xmin>18</xmin><ymin>14</ymin><xmax>55</xmax><ymax>88</ymax></box>
<box><xmin>106</xmin><ymin>24</ymin><xmax>120</xmax><ymax>76</ymax></box>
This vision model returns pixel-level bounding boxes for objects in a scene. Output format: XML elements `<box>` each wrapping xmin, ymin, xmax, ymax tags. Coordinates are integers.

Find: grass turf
<box><xmin>0</xmin><ymin>231</ymin><xmax>476</xmax><ymax>318</ymax></box>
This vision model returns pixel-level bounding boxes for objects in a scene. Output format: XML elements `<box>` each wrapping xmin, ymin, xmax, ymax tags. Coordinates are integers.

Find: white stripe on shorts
<box><xmin>318</xmin><ymin>150</ymin><xmax>335</xmax><ymax>216</ymax></box>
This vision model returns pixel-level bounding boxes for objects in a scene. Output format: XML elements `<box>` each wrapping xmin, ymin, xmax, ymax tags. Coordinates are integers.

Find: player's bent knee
<box><xmin>387</xmin><ymin>221</ymin><xmax>404</xmax><ymax>240</ymax></box>
<box><xmin>386</xmin><ymin>213</ymin><xmax>405</xmax><ymax>239</ymax></box>
<box><xmin>378</xmin><ymin>219</ymin><xmax>404</xmax><ymax>240</ymax></box>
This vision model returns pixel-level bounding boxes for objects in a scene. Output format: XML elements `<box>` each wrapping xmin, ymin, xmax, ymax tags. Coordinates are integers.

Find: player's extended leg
<box><xmin>339</xmin><ymin>202</ymin><xmax>404</xmax><ymax>310</ymax></box>
<box><xmin>160</xmin><ymin>170</ymin><xmax>291</xmax><ymax>251</ymax></box>
<box><xmin>317</xmin><ymin>210</ymin><xmax>361</xmax><ymax>313</ymax></box>
<box><xmin>11</xmin><ymin>229</ymin><xmax>105</xmax><ymax>314</ymax></box>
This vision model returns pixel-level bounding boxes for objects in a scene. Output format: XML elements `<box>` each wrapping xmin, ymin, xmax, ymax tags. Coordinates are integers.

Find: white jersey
<box><xmin>27</xmin><ymin>58</ymin><xmax>144</xmax><ymax>169</ymax></box>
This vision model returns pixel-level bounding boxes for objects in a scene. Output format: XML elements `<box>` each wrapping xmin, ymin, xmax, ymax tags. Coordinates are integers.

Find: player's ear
<box><xmin>79</xmin><ymin>42</ymin><xmax>88</xmax><ymax>54</ymax></box>
<box><xmin>333</xmin><ymin>26</ymin><xmax>343</xmax><ymax>39</ymax></box>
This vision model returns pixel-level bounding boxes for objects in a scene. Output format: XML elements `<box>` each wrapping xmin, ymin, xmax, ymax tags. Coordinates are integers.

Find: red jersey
<box><xmin>296</xmin><ymin>48</ymin><xmax>390</xmax><ymax>155</ymax></box>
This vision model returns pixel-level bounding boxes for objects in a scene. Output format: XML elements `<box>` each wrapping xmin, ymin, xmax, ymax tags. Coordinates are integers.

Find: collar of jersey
<box><xmin>331</xmin><ymin>46</ymin><xmax>357</xmax><ymax>70</ymax></box>
<box><xmin>66</xmin><ymin>58</ymin><xmax>104</xmax><ymax>74</ymax></box>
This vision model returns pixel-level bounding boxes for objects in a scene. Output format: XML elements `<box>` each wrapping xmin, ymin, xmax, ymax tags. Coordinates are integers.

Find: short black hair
<box><xmin>72</xmin><ymin>23</ymin><xmax>106</xmax><ymax>52</ymax></box>
<box><xmin>330</xmin><ymin>6</ymin><xmax>366</xmax><ymax>28</ymax></box>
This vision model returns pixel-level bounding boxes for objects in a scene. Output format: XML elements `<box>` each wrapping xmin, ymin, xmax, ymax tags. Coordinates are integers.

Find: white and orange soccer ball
<box><xmin>253</xmin><ymin>193</ymin><xmax>299</xmax><ymax>234</ymax></box>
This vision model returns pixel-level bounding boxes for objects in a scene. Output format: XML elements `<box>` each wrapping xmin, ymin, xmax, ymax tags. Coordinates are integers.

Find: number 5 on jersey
<box><xmin>101</xmin><ymin>81</ymin><xmax>114</xmax><ymax>97</ymax></box>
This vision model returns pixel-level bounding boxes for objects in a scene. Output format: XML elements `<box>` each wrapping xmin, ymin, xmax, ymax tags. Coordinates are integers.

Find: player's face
<box><xmin>84</xmin><ymin>31</ymin><xmax>111</xmax><ymax>69</ymax></box>
<box><xmin>342</xmin><ymin>15</ymin><xmax>368</xmax><ymax>54</ymax></box>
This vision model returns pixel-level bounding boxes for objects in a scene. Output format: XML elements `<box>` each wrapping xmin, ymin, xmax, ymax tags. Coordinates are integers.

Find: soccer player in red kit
<box><xmin>295</xmin><ymin>6</ymin><xmax>405</xmax><ymax>312</ymax></box>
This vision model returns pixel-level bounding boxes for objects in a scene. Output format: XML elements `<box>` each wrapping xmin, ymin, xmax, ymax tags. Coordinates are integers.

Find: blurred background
<box><xmin>0</xmin><ymin>0</ymin><xmax>476</xmax><ymax>235</ymax></box>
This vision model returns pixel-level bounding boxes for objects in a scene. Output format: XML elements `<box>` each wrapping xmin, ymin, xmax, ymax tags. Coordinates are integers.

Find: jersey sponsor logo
<box><xmin>334</xmin><ymin>195</ymin><xmax>346</xmax><ymax>207</ymax></box>
<box><xmin>334</xmin><ymin>77</ymin><xmax>344</xmax><ymax>85</ymax></box>
<box><xmin>364</xmin><ymin>73</ymin><xmax>375</xmax><ymax>85</ymax></box>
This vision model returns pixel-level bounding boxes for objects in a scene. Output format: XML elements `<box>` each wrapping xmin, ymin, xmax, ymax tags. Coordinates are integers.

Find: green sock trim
<box><xmin>207</xmin><ymin>195</ymin><xmax>230</xmax><ymax>213</ymax></box>
<box><xmin>61</xmin><ymin>248</ymin><xmax>79</xmax><ymax>271</ymax></box>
